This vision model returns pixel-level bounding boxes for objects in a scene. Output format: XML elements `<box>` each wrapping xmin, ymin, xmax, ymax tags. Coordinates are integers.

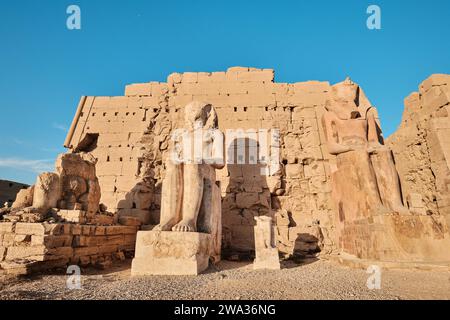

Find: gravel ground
<box><xmin>0</xmin><ymin>259</ymin><xmax>449</xmax><ymax>300</ymax></box>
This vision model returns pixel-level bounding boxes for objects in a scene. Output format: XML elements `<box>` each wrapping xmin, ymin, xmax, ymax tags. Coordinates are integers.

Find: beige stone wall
<box><xmin>387</xmin><ymin>74</ymin><xmax>450</xmax><ymax>227</ymax></box>
<box><xmin>65</xmin><ymin>67</ymin><xmax>387</xmax><ymax>257</ymax></box>
<box><xmin>0</xmin><ymin>180</ymin><xmax>29</xmax><ymax>206</ymax></box>
<box><xmin>0</xmin><ymin>222</ymin><xmax>137</xmax><ymax>275</ymax></box>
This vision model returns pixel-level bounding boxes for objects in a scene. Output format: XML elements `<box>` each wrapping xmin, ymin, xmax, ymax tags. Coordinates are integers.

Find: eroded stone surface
<box><xmin>3</xmin><ymin>69</ymin><xmax>449</xmax><ymax>277</ymax></box>
<box><xmin>131</xmin><ymin>231</ymin><xmax>211</xmax><ymax>276</ymax></box>
<box><xmin>253</xmin><ymin>216</ymin><xmax>280</xmax><ymax>270</ymax></box>
<box><xmin>388</xmin><ymin>74</ymin><xmax>450</xmax><ymax>228</ymax></box>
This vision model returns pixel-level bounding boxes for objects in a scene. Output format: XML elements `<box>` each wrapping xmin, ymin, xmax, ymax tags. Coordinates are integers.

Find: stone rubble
<box><xmin>1</xmin><ymin>68</ymin><xmax>450</xmax><ymax>276</ymax></box>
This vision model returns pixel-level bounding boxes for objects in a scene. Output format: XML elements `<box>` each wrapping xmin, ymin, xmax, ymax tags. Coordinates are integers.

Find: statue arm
<box><xmin>366</xmin><ymin>108</ymin><xmax>389</xmax><ymax>153</ymax></box>
<box><xmin>367</xmin><ymin>108</ymin><xmax>382</xmax><ymax>145</ymax></box>
<box><xmin>322</xmin><ymin>112</ymin><xmax>353</xmax><ymax>155</ymax></box>
<box><xmin>210</xmin><ymin>130</ymin><xmax>225</xmax><ymax>169</ymax></box>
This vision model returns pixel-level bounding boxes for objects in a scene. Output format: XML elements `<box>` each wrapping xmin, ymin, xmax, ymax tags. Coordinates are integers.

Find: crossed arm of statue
<box><xmin>322</xmin><ymin>101</ymin><xmax>409</xmax><ymax>215</ymax></box>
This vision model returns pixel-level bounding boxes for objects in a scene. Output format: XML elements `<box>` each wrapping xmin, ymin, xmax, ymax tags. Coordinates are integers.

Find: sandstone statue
<box><xmin>155</xmin><ymin>101</ymin><xmax>224</xmax><ymax>260</ymax></box>
<box><xmin>322</xmin><ymin>77</ymin><xmax>450</xmax><ymax>262</ymax></box>
<box><xmin>11</xmin><ymin>186</ymin><xmax>34</xmax><ymax>209</ymax></box>
<box><xmin>30</xmin><ymin>172</ymin><xmax>62</xmax><ymax>214</ymax></box>
<box><xmin>322</xmin><ymin>77</ymin><xmax>409</xmax><ymax>218</ymax></box>
<box><xmin>132</xmin><ymin>101</ymin><xmax>224</xmax><ymax>275</ymax></box>
<box><xmin>56</xmin><ymin>152</ymin><xmax>101</xmax><ymax>220</ymax></box>
<box><xmin>6</xmin><ymin>152</ymin><xmax>101</xmax><ymax>223</ymax></box>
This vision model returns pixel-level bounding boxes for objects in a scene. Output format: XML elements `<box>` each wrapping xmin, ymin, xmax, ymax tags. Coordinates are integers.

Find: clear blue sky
<box><xmin>1</xmin><ymin>0</ymin><xmax>449</xmax><ymax>184</ymax></box>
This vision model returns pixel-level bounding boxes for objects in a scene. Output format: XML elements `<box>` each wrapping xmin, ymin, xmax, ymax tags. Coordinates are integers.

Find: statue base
<box><xmin>131</xmin><ymin>230</ymin><xmax>211</xmax><ymax>276</ymax></box>
<box><xmin>253</xmin><ymin>249</ymin><xmax>281</xmax><ymax>270</ymax></box>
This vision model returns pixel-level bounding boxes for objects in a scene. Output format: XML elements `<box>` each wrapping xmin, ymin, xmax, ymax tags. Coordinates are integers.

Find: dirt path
<box><xmin>1</xmin><ymin>259</ymin><xmax>449</xmax><ymax>300</ymax></box>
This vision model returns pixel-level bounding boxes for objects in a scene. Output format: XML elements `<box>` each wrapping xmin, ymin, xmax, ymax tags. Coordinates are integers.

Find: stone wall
<box><xmin>0</xmin><ymin>221</ymin><xmax>137</xmax><ymax>275</ymax></box>
<box><xmin>63</xmin><ymin>67</ymin><xmax>388</xmax><ymax>258</ymax></box>
<box><xmin>0</xmin><ymin>180</ymin><xmax>29</xmax><ymax>206</ymax></box>
<box><xmin>387</xmin><ymin>74</ymin><xmax>450</xmax><ymax>228</ymax></box>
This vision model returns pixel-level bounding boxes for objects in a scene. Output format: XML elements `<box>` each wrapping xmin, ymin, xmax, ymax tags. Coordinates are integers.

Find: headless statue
<box><xmin>322</xmin><ymin>77</ymin><xmax>409</xmax><ymax>215</ymax></box>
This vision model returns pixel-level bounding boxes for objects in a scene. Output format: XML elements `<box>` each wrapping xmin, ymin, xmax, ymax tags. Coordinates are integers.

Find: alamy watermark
<box><xmin>169</xmin><ymin>127</ymin><xmax>280</xmax><ymax>176</ymax></box>
<box><xmin>366</xmin><ymin>265</ymin><xmax>381</xmax><ymax>290</ymax></box>
<box><xmin>66</xmin><ymin>5</ymin><xmax>81</xmax><ymax>30</ymax></box>
<box><xmin>367</xmin><ymin>5</ymin><xmax>381</xmax><ymax>30</ymax></box>
<box><xmin>66</xmin><ymin>265</ymin><xmax>82</xmax><ymax>290</ymax></box>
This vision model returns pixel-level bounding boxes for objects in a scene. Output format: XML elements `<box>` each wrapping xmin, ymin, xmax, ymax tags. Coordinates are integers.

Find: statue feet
<box><xmin>172</xmin><ymin>220</ymin><xmax>196</xmax><ymax>232</ymax></box>
<box><xmin>153</xmin><ymin>222</ymin><xmax>174</xmax><ymax>231</ymax></box>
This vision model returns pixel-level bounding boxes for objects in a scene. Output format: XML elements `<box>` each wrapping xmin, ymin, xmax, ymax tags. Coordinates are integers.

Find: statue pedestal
<box><xmin>253</xmin><ymin>250</ymin><xmax>280</xmax><ymax>270</ymax></box>
<box><xmin>131</xmin><ymin>230</ymin><xmax>211</xmax><ymax>276</ymax></box>
<box><xmin>253</xmin><ymin>216</ymin><xmax>280</xmax><ymax>270</ymax></box>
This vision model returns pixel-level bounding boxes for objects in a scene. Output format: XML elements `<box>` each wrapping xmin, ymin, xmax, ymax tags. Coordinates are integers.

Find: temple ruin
<box><xmin>1</xmin><ymin>68</ymin><xmax>450</xmax><ymax>275</ymax></box>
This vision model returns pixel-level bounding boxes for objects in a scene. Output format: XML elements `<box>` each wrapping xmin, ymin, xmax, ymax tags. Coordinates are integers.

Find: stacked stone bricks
<box><xmin>0</xmin><ymin>221</ymin><xmax>137</xmax><ymax>275</ymax></box>
<box><xmin>62</xmin><ymin>67</ymin><xmax>380</xmax><ymax>258</ymax></box>
<box><xmin>388</xmin><ymin>74</ymin><xmax>450</xmax><ymax>228</ymax></box>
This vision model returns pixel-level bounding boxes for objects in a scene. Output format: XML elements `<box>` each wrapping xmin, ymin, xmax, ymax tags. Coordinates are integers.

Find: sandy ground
<box><xmin>0</xmin><ymin>259</ymin><xmax>449</xmax><ymax>300</ymax></box>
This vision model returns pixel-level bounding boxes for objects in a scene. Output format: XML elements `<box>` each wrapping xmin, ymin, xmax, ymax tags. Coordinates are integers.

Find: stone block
<box><xmin>6</xmin><ymin>246</ymin><xmax>46</xmax><ymax>260</ymax></box>
<box><xmin>0</xmin><ymin>222</ymin><xmax>15</xmax><ymax>234</ymax></box>
<box><xmin>125</xmin><ymin>83</ymin><xmax>152</xmax><ymax>96</ymax></box>
<box><xmin>57</xmin><ymin>210</ymin><xmax>87</xmax><ymax>223</ymax></box>
<box><xmin>131</xmin><ymin>231</ymin><xmax>211</xmax><ymax>276</ymax></box>
<box><xmin>236</xmin><ymin>192</ymin><xmax>260</xmax><ymax>209</ymax></box>
<box><xmin>14</xmin><ymin>223</ymin><xmax>47</xmax><ymax>236</ymax></box>
<box><xmin>105</xmin><ymin>225</ymin><xmax>138</xmax><ymax>235</ymax></box>
<box><xmin>253</xmin><ymin>216</ymin><xmax>280</xmax><ymax>270</ymax></box>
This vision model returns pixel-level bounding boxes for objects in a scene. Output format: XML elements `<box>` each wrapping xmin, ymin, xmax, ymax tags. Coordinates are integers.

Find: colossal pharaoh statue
<box><xmin>156</xmin><ymin>101</ymin><xmax>225</xmax><ymax>259</ymax></box>
<box><xmin>322</xmin><ymin>77</ymin><xmax>409</xmax><ymax>219</ymax></box>
<box><xmin>132</xmin><ymin>101</ymin><xmax>225</xmax><ymax>275</ymax></box>
<box><xmin>322</xmin><ymin>78</ymin><xmax>450</xmax><ymax>262</ymax></box>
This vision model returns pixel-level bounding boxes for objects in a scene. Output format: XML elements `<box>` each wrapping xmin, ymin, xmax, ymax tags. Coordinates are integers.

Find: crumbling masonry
<box><xmin>1</xmin><ymin>68</ymin><xmax>450</xmax><ymax>275</ymax></box>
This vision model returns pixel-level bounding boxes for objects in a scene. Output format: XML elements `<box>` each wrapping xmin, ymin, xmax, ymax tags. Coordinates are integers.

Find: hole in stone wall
<box><xmin>74</xmin><ymin>133</ymin><xmax>99</xmax><ymax>153</ymax></box>
<box><xmin>234</xmin><ymin>107</ymin><xmax>238</xmax><ymax>112</ymax></box>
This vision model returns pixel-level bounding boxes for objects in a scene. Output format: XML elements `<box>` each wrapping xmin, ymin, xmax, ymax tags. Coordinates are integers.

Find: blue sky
<box><xmin>0</xmin><ymin>0</ymin><xmax>449</xmax><ymax>184</ymax></box>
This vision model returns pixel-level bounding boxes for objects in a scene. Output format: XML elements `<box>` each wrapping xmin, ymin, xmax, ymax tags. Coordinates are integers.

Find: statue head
<box><xmin>326</xmin><ymin>77</ymin><xmax>372</xmax><ymax>120</ymax></box>
<box><xmin>184</xmin><ymin>101</ymin><xmax>218</xmax><ymax>130</ymax></box>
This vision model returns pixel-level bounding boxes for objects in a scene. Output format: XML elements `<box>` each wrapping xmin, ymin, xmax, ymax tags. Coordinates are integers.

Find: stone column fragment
<box><xmin>253</xmin><ymin>216</ymin><xmax>280</xmax><ymax>270</ymax></box>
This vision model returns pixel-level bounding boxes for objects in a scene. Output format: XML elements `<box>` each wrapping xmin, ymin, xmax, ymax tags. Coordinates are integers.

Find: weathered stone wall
<box><xmin>0</xmin><ymin>180</ymin><xmax>29</xmax><ymax>206</ymax></box>
<box><xmin>64</xmin><ymin>67</ymin><xmax>390</xmax><ymax>257</ymax></box>
<box><xmin>0</xmin><ymin>222</ymin><xmax>137</xmax><ymax>275</ymax></box>
<box><xmin>387</xmin><ymin>74</ymin><xmax>450</xmax><ymax>228</ymax></box>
